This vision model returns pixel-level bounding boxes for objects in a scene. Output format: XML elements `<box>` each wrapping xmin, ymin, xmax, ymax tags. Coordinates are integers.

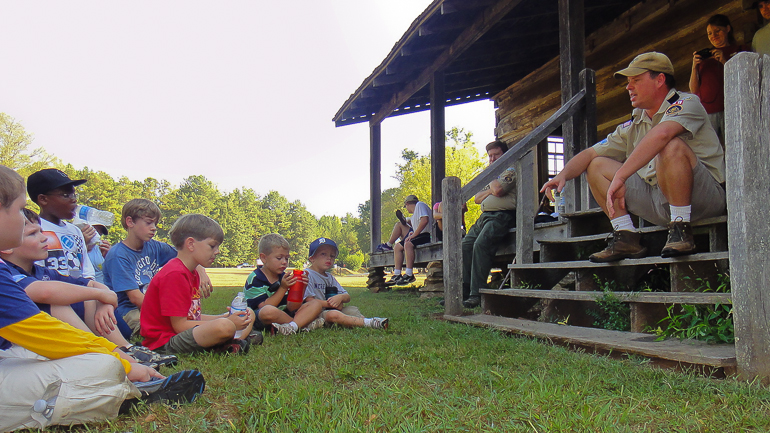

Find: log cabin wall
<box><xmin>494</xmin><ymin>0</ymin><xmax>761</xmax><ymax>144</ymax></box>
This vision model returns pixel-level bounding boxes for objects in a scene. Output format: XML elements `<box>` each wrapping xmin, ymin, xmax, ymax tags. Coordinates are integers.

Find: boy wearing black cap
<box><xmin>27</xmin><ymin>168</ymin><xmax>95</xmax><ymax>279</ymax></box>
<box><xmin>303</xmin><ymin>237</ymin><xmax>388</xmax><ymax>330</ymax></box>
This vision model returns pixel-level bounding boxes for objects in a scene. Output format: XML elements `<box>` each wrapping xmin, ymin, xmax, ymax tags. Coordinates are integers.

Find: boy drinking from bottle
<box><xmin>243</xmin><ymin>233</ymin><xmax>323</xmax><ymax>336</ymax></box>
<box><xmin>303</xmin><ymin>237</ymin><xmax>388</xmax><ymax>330</ymax></box>
<box><xmin>140</xmin><ymin>214</ymin><xmax>256</xmax><ymax>355</ymax></box>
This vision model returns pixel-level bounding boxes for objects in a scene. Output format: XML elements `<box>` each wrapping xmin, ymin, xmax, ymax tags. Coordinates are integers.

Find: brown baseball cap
<box><xmin>403</xmin><ymin>194</ymin><xmax>419</xmax><ymax>205</ymax></box>
<box><xmin>614</xmin><ymin>52</ymin><xmax>674</xmax><ymax>78</ymax></box>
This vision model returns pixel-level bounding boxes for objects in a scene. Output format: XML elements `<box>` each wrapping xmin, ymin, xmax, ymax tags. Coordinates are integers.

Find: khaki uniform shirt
<box><xmin>592</xmin><ymin>89</ymin><xmax>725</xmax><ymax>186</ymax></box>
<box><xmin>480</xmin><ymin>167</ymin><xmax>517</xmax><ymax>212</ymax></box>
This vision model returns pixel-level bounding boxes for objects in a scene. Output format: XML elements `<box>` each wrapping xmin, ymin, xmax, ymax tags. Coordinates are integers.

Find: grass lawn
<box><xmin>49</xmin><ymin>271</ymin><xmax>770</xmax><ymax>432</ymax></box>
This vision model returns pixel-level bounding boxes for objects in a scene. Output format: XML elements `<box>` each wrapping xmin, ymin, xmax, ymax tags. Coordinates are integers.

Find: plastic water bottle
<box><xmin>75</xmin><ymin>205</ymin><xmax>114</xmax><ymax>227</ymax></box>
<box><xmin>230</xmin><ymin>292</ymin><xmax>248</xmax><ymax>338</ymax></box>
<box><xmin>553</xmin><ymin>190</ymin><xmax>566</xmax><ymax>216</ymax></box>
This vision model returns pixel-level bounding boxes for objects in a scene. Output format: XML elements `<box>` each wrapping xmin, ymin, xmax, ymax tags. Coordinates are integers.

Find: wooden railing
<box><xmin>441</xmin><ymin>68</ymin><xmax>596</xmax><ymax>315</ymax></box>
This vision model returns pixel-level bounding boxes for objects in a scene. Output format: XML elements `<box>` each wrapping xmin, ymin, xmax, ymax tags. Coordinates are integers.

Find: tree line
<box><xmin>1</xmin><ymin>112</ymin><xmax>487</xmax><ymax>269</ymax></box>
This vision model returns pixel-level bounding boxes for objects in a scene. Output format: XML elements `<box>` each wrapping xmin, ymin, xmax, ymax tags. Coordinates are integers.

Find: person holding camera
<box><xmin>689</xmin><ymin>14</ymin><xmax>749</xmax><ymax>146</ymax></box>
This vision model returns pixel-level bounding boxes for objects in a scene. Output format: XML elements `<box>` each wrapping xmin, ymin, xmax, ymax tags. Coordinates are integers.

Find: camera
<box><xmin>695</xmin><ymin>48</ymin><xmax>713</xmax><ymax>59</ymax></box>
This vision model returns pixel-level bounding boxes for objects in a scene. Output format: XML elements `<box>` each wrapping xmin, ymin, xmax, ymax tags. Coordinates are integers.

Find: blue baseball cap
<box><xmin>309</xmin><ymin>237</ymin><xmax>338</xmax><ymax>257</ymax></box>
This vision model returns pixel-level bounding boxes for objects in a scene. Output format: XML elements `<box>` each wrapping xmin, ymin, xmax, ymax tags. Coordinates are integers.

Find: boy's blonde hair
<box><xmin>121</xmin><ymin>198</ymin><xmax>163</xmax><ymax>229</ymax></box>
<box><xmin>258</xmin><ymin>233</ymin><xmax>290</xmax><ymax>255</ymax></box>
<box><xmin>168</xmin><ymin>214</ymin><xmax>224</xmax><ymax>248</ymax></box>
<box><xmin>22</xmin><ymin>208</ymin><xmax>40</xmax><ymax>224</ymax></box>
<box><xmin>0</xmin><ymin>165</ymin><xmax>25</xmax><ymax>208</ymax></box>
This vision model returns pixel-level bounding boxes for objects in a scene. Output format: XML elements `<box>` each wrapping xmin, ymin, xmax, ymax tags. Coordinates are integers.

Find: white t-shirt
<box><xmin>410</xmin><ymin>201</ymin><xmax>433</xmax><ymax>236</ymax></box>
<box><xmin>36</xmin><ymin>218</ymin><xmax>95</xmax><ymax>279</ymax></box>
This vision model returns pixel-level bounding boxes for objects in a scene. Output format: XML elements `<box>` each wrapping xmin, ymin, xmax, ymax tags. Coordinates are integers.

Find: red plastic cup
<box><xmin>287</xmin><ymin>269</ymin><xmax>306</xmax><ymax>303</ymax></box>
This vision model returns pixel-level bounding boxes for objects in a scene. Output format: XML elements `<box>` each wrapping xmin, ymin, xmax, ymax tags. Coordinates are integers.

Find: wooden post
<box><xmin>725</xmin><ymin>52</ymin><xmax>770</xmax><ymax>382</ymax></box>
<box><xmin>430</xmin><ymin>70</ymin><xmax>446</xmax><ymax>206</ymax></box>
<box><xmin>370</xmin><ymin>122</ymin><xmax>382</xmax><ymax>253</ymax></box>
<box><xmin>515</xmin><ymin>150</ymin><xmax>535</xmax><ymax>264</ymax></box>
<box><xmin>579</xmin><ymin>69</ymin><xmax>597</xmax><ymax>211</ymax></box>
<box><xmin>442</xmin><ymin>176</ymin><xmax>463</xmax><ymax>316</ymax></box>
<box><xmin>558</xmin><ymin>0</ymin><xmax>585</xmax><ymax>213</ymax></box>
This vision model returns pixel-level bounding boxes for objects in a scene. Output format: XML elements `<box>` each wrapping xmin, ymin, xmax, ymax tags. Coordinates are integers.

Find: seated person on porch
<box><xmin>432</xmin><ymin>201</ymin><xmax>467</xmax><ymax>241</ymax></box>
<box><xmin>376</xmin><ymin>195</ymin><xmax>433</xmax><ymax>286</ymax></box>
<box><xmin>458</xmin><ymin>140</ymin><xmax>517</xmax><ymax>309</ymax></box>
<box><xmin>541</xmin><ymin>52</ymin><xmax>726</xmax><ymax>263</ymax></box>
<box><xmin>753</xmin><ymin>0</ymin><xmax>770</xmax><ymax>57</ymax></box>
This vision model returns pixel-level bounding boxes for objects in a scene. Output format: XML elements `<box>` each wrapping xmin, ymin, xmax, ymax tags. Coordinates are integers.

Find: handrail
<box><xmin>460</xmin><ymin>87</ymin><xmax>587</xmax><ymax>202</ymax></box>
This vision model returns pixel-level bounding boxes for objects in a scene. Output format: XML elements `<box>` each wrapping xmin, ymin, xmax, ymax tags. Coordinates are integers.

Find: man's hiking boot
<box><xmin>462</xmin><ymin>296</ymin><xmax>481</xmax><ymax>308</ymax></box>
<box><xmin>120</xmin><ymin>369</ymin><xmax>206</xmax><ymax>413</ymax></box>
<box><xmin>367</xmin><ymin>317</ymin><xmax>389</xmax><ymax>330</ymax></box>
<box><xmin>302</xmin><ymin>317</ymin><xmax>326</xmax><ymax>332</ymax></box>
<box><xmin>396</xmin><ymin>209</ymin><xmax>409</xmax><ymax>227</ymax></box>
<box><xmin>589</xmin><ymin>230</ymin><xmax>647</xmax><ymax>263</ymax></box>
<box><xmin>396</xmin><ymin>274</ymin><xmax>416</xmax><ymax>286</ymax></box>
<box><xmin>661</xmin><ymin>219</ymin><xmax>696</xmax><ymax>258</ymax></box>
<box><xmin>121</xmin><ymin>345</ymin><xmax>178</xmax><ymax>368</ymax></box>
<box><xmin>271</xmin><ymin>322</ymin><xmax>297</xmax><ymax>336</ymax></box>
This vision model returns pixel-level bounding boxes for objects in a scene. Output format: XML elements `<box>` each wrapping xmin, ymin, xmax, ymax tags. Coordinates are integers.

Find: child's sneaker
<box><xmin>210</xmin><ymin>338</ymin><xmax>250</xmax><ymax>355</ymax></box>
<box><xmin>375</xmin><ymin>243</ymin><xmax>393</xmax><ymax>253</ymax></box>
<box><xmin>245</xmin><ymin>331</ymin><xmax>263</xmax><ymax>346</ymax></box>
<box><xmin>120</xmin><ymin>369</ymin><xmax>206</xmax><ymax>413</ymax></box>
<box><xmin>368</xmin><ymin>317</ymin><xmax>389</xmax><ymax>330</ymax></box>
<box><xmin>397</xmin><ymin>274</ymin><xmax>416</xmax><ymax>285</ymax></box>
<box><xmin>384</xmin><ymin>274</ymin><xmax>402</xmax><ymax>286</ymax></box>
<box><xmin>302</xmin><ymin>317</ymin><xmax>325</xmax><ymax>332</ymax></box>
<box><xmin>271</xmin><ymin>322</ymin><xmax>297</xmax><ymax>336</ymax></box>
<box><xmin>122</xmin><ymin>345</ymin><xmax>178</xmax><ymax>368</ymax></box>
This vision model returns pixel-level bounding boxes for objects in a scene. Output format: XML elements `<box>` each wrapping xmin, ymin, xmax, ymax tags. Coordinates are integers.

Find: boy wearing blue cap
<box><xmin>304</xmin><ymin>237</ymin><xmax>388</xmax><ymax>330</ymax></box>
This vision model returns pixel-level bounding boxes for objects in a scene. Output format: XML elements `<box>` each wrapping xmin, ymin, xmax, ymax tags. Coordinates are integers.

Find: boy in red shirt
<box><xmin>141</xmin><ymin>214</ymin><xmax>255</xmax><ymax>354</ymax></box>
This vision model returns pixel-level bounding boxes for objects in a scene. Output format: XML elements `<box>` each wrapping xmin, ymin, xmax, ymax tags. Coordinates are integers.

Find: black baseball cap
<box><xmin>27</xmin><ymin>169</ymin><xmax>87</xmax><ymax>203</ymax></box>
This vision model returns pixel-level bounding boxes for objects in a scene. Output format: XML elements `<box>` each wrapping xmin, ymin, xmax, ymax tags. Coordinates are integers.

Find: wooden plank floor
<box><xmin>445</xmin><ymin>314</ymin><xmax>736</xmax><ymax>369</ymax></box>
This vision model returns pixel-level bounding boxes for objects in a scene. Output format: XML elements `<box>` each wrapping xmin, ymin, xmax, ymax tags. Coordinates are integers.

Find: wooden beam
<box><xmin>442</xmin><ymin>176</ymin><xmax>463</xmax><ymax>316</ymax></box>
<box><xmin>461</xmin><ymin>87</ymin><xmax>586</xmax><ymax>202</ymax></box>
<box><xmin>725</xmin><ymin>52</ymin><xmax>770</xmax><ymax>383</ymax></box>
<box><xmin>371</xmin><ymin>0</ymin><xmax>525</xmax><ymax>125</ymax></box>
<box><xmin>430</xmin><ymin>70</ymin><xmax>446</xmax><ymax>207</ymax></box>
<box><xmin>369</xmin><ymin>122</ymin><xmax>382</xmax><ymax>253</ymax></box>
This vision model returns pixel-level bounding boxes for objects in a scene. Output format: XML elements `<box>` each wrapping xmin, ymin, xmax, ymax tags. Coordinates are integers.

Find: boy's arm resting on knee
<box><xmin>0</xmin><ymin>312</ymin><xmax>132</xmax><ymax>374</ymax></box>
<box><xmin>25</xmin><ymin>280</ymin><xmax>117</xmax><ymax>308</ymax></box>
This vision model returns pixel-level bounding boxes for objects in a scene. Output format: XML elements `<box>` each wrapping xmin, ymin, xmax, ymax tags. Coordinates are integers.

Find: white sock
<box><xmin>288</xmin><ymin>322</ymin><xmax>299</xmax><ymax>332</ymax></box>
<box><xmin>670</xmin><ymin>205</ymin><xmax>691</xmax><ymax>222</ymax></box>
<box><xmin>386</xmin><ymin>241</ymin><xmax>393</xmax><ymax>247</ymax></box>
<box><xmin>610</xmin><ymin>214</ymin><xmax>636</xmax><ymax>231</ymax></box>
<box><xmin>363</xmin><ymin>318</ymin><xmax>372</xmax><ymax>327</ymax></box>
<box><xmin>405</xmin><ymin>268</ymin><xmax>413</xmax><ymax>276</ymax></box>
<box><xmin>393</xmin><ymin>269</ymin><xmax>402</xmax><ymax>276</ymax></box>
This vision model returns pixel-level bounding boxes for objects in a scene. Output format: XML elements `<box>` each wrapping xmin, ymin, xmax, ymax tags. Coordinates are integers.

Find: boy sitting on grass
<box><xmin>104</xmin><ymin>199</ymin><xmax>214</xmax><ymax>339</ymax></box>
<box><xmin>0</xmin><ymin>165</ymin><xmax>204</xmax><ymax>432</ymax></box>
<box><xmin>303</xmin><ymin>237</ymin><xmax>388</xmax><ymax>330</ymax></box>
<box><xmin>244</xmin><ymin>233</ymin><xmax>324</xmax><ymax>336</ymax></box>
<box><xmin>140</xmin><ymin>214</ymin><xmax>256</xmax><ymax>355</ymax></box>
<box><xmin>2</xmin><ymin>208</ymin><xmax>176</xmax><ymax>368</ymax></box>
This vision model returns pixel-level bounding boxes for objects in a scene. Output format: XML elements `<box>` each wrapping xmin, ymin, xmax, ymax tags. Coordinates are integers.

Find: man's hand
<box><xmin>94</xmin><ymin>303</ymin><xmax>118</xmax><ymax>336</ymax></box>
<box><xmin>606</xmin><ymin>175</ymin><xmax>628</xmax><ymax>219</ymax></box>
<box><xmin>540</xmin><ymin>175</ymin><xmax>566</xmax><ymax>201</ymax></box>
<box><xmin>127</xmin><ymin>363</ymin><xmax>165</xmax><ymax>382</ymax></box>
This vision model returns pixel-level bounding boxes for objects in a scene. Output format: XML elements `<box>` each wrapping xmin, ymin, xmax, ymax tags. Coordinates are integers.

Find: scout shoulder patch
<box><xmin>665</xmin><ymin>105</ymin><xmax>683</xmax><ymax>115</ymax></box>
<box><xmin>620</xmin><ymin>119</ymin><xmax>632</xmax><ymax>128</ymax></box>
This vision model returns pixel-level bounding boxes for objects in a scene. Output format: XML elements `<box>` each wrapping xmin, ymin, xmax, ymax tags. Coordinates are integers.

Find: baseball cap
<box><xmin>614</xmin><ymin>52</ymin><xmax>674</xmax><ymax>78</ymax></box>
<box><xmin>27</xmin><ymin>169</ymin><xmax>86</xmax><ymax>203</ymax></box>
<box><xmin>309</xmin><ymin>237</ymin><xmax>338</xmax><ymax>257</ymax></box>
<box><xmin>403</xmin><ymin>194</ymin><xmax>419</xmax><ymax>205</ymax></box>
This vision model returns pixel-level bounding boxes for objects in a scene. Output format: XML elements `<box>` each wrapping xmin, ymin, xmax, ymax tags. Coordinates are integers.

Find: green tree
<box><xmin>0</xmin><ymin>113</ymin><xmax>60</xmax><ymax>178</ymax></box>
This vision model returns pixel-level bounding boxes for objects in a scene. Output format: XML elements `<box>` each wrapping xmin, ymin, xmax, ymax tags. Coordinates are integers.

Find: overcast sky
<box><xmin>1</xmin><ymin>1</ymin><xmax>496</xmax><ymax>217</ymax></box>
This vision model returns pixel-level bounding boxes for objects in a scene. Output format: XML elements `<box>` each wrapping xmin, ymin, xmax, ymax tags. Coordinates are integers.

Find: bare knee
<box><xmin>658</xmin><ymin>137</ymin><xmax>696</xmax><ymax>164</ymax></box>
<box><xmin>212</xmin><ymin>318</ymin><xmax>237</xmax><ymax>339</ymax></box>
<box><xmin>324</xmin><ymin>310</ymin><xmax>343</xmax><ymax>323</ymax></box>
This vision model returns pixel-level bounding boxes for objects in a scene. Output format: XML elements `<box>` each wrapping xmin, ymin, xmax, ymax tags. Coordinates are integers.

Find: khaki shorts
<box><xmin>625</xmin><ymin>160</ymin><xmax>726</xmax><ymax>227</ymax></box>
<box><xmin>156</xmin><ymin>327</ymin><xmax>205</xmax><ymax>355</ymax></box>
<box><xmin>319</xmin><ymin>305</ymin><xmax>364</xmax><ymax>322</ymax></box>
<box><xmin>122</xmin><ymin>309</ymin><xmax>141</xmax><ymax>337</ymax></box>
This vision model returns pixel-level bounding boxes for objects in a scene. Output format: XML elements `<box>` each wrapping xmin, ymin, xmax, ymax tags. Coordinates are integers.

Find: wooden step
<box><xmin>444</xmin><ymin>314</ymin><xmax>736</xmax><ymax>374</ymax></box>
<box><xmin>480</xmin><ymin>288</ymin><xmax>732</xmax><ymax>304</ymax></box>
<box><xmin>509</xmin><ymin>251</ymin><xmax>728</xmax><ymax>269</ymax></box>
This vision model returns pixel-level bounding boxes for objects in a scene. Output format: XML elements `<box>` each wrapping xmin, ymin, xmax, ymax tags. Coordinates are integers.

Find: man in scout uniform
<box><xmin>540</xmin><ymin>52</ymin><xmax>726</xmax><ymax>262</ymax></box>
